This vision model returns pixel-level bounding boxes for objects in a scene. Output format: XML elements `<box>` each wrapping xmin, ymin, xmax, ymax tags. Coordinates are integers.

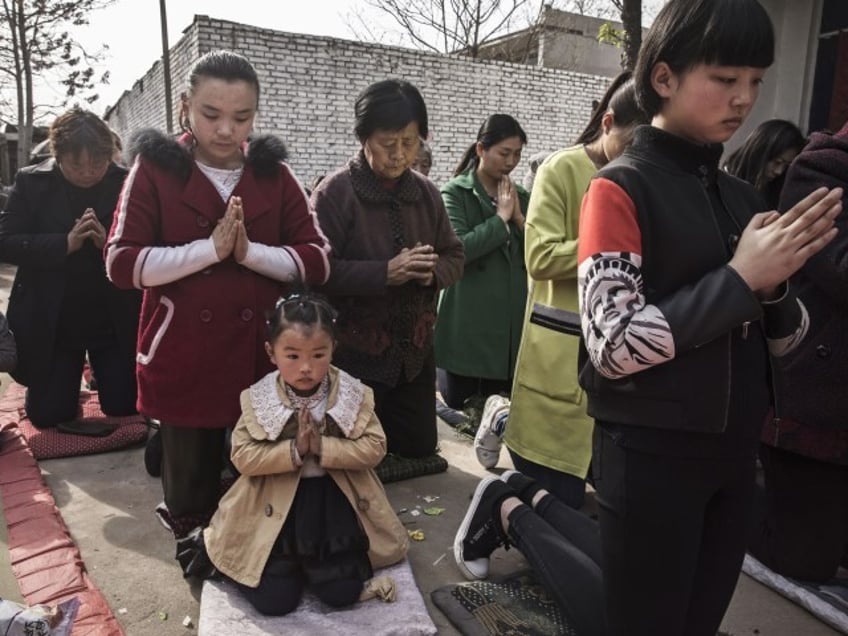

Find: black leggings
<box><xmin>25</xmin><ymin>341</ymin><xmax>137</xmax><ymax>428</ymax></box>
<box><xmin>508</xmin><ymin>447</ymin><xmax>587</xmax><ymax>510</ymax></box>
<box><xmin>160</xmin><ymin>424</ymin><xmax>226</xmax><ymax>518</ymax></box>
<box><xmin>237</xmin><ymin>552</ymin><xmax>365</xmax><ymax>616</ymax></box>
<box><xmin>592</xmin><ymin>427</ymin><xmax>756</xmax><ymax>636</ymax></box>
<box><xmin>507</xmin><ymin>491</ymin><xmax>604</xmax><ymax>636</ymax></box>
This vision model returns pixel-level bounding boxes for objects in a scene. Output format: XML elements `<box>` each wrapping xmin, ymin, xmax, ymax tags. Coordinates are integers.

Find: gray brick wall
<box><xmin>105</xmin><ymin>16</ymin><xmax>610</xmax><ymax>186</ymax></box>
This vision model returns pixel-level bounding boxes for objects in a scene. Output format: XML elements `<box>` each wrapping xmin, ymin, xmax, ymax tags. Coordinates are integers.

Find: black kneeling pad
<box><xmin>56</xmin><ymin>419</ymin><xmax>118</xmax><ymax>437</ymax></box>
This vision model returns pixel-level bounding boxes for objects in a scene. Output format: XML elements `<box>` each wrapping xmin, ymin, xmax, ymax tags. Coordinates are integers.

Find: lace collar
<box><xmin>284</xmin><ymin>375</ymin><xmax>330</xmax><ymax>412</ymax></box>
<box><xmin>249</xmin><ymin>370</ymin><xmax>366</xmax><ymax>441</ymax></box>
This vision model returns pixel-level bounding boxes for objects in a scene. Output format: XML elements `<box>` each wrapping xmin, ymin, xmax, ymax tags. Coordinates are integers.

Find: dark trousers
<box><xmin>365</xmin><ymin>354</ymin><xmax>437</xmax><ymax>458</ymax></box>
<box><xmin>26</xmin><ymin>341</ymin><xmax>137</xmax><ymax>429</ymax></box>
<box><xmin>508</xmin><ymin>447</ymin><xmax>587</xmax><ymax>510</ymax></box>
<box><xmin>749</xmin><ymin>443</ymin><xmax>848</xmax><ymax>582</ymax></box>
<box><xmin>436</xmin><ymin>367</ymin><xmax>511</xmax><ymax>409</ymax></box>
<box><xmin>160</xmin><ymin>424</ymin><xmax>226</xmax><ymax>518</ymax></box>
<box><xmin>592</xmin><ymin>427</ymin><xmax>756</xmax><ymax>636</ymax></box>
<box><xmin>237</xmin><ymin>555</ymin><xmax>364</xmax><ymax>616</ymax></box>
<box><xmin>507</xmin><ymin>492</ymin><xmax>604</xmax><ymax>636</ymax></box>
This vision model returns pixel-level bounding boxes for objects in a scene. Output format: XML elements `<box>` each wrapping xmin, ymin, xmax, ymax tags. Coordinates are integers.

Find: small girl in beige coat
<box><xmin>197</xmin><ymin>292</ymin><xmax>408</xmax><ymax>616</ymax></box>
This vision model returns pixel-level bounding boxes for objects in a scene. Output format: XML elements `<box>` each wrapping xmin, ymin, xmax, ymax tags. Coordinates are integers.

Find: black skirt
<box><xmin>266</xmin><ymin>475</ymin><xmax>373</xmax><ymax>585</ymax></box>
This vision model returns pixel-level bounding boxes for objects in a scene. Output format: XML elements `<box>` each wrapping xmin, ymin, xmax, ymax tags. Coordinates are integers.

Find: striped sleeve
<box><xmin>578</xmin><ymin>178</ymin><xmax>675</xmax><ymax>379</ymax></box>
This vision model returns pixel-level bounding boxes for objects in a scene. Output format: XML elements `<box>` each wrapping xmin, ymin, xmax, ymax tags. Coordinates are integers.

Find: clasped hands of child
<box><xmin>294</xmin><ymin>406</ymin><xmax>322</xmax><ymax>461</ymax></box>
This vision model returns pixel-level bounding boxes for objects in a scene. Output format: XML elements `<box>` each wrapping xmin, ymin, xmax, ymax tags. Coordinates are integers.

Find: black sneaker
<box><xmin>453</xmin><ymin>476</ymin><xmax>512</xmax><ymax>580</ymax></box>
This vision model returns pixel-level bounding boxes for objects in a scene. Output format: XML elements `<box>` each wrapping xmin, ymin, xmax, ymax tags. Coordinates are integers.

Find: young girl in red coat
<box><xmin>106</xmin><ymin>50</ymin><xmax>330</xmax><ymax>540</ymax></box>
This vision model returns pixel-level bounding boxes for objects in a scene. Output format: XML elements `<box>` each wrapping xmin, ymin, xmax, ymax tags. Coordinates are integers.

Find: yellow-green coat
<box><xmin>505</xmin><ymin>146</ymin><xmax>596</xmax><ymax>478</ymax></box>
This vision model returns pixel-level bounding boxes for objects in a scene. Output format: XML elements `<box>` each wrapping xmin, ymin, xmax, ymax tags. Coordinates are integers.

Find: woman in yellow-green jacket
<box><xmin>435</xmin><ymin>115</ymin><xmax>530</xmax><ymax>409</ymax></box>
<box><xmin>505</xmin><ymin>74</ymin><xmax>647</xmax><ymax>508</ymax></box>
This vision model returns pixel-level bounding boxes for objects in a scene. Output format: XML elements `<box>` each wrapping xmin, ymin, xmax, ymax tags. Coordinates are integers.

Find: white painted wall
<box><xmin>726</xmin><ymin>0</ymin><xmax>822</xmax><ymax>155</ymax></box>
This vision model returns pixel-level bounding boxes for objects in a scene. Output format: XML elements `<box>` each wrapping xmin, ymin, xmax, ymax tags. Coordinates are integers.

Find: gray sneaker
<box><xmin>474</xmin><ymin>394</ymin><xmax>510</xmax><ymax>469</ymax></box>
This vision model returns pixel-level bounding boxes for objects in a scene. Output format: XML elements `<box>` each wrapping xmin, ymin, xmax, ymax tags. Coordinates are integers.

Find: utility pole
<box><xmin>159</xmin><ymin>0</ymin><xmax>174</xmax><ymax>133</ymax></box>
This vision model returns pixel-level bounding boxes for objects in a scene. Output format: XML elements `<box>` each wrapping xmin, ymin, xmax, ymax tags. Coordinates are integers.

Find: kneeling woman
<box><xmin>0</xmin><ymin>108</ymin><xmax>140</xmax><ymax>428</ymax></box>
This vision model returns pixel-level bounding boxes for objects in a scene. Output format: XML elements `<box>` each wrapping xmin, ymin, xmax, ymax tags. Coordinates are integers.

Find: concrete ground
<box><xmin>0</xmin><ymin>259</ymin><xmax>840</xmax><ymax>635</ymax></box>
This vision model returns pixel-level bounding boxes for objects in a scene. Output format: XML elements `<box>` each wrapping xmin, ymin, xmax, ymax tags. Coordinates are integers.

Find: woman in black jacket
<box><xmin>0</xmin><ymin>107</ymin><xmax>140</xmax><ymax>428</ymax></box>
<box><xmin>749</xmin><ymin>122</ymin><xmax>848</xmax><ymax>583</ymax></box>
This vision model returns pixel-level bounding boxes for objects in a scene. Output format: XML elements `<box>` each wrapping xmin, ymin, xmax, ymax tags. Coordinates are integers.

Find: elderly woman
<box><xmin>312</xmin><ymin>79</ymin><xmax>464</xmax><ymax>459</ymax></box>
<box><xmin>0</xmin><ymin>107</ymin><xmax>141</xmax><ymax>428</ymax></box>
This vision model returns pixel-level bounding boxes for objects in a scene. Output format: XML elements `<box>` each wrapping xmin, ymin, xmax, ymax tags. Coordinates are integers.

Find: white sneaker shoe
<box><xmin>474</xmin><ymin>394</ymin><xmax>510</xmax><ymax>469</ymax></box>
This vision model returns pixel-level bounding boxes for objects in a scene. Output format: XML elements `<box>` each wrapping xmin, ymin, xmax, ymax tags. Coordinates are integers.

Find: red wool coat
<box><xmin>106</xmin><ymin>131</ymin><xmax>329</xmax><ymax>428</ymax></box>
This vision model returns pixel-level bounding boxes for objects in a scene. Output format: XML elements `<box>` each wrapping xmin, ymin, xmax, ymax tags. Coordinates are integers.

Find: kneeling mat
<box><xmin>431</xmin><ymin>570</ymin><xmax>579</xmax><ymax>636</ymax></box>
<box><xmin>0</xmin><ymin>383</ymin><xmax>148</xmax><ymax>460</ymax></box>
<box><xmin>375</xmin><ymin>453</ymin><xmax>448</xmax><ymax>484</ymax></box>
<box><xmin>199</xmin><ymin>559</ymin><xmax>436</xmax><ymax>635</ymax></box>
<box><xmin>742</xmin><ymin>554</ymin><xmax>848</xmax><ymax>634</ymax></box>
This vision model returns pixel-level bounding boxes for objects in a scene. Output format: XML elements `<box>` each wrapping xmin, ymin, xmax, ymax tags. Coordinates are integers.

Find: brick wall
<box><xmin>105</xmin><ymin>16</ymin><xmax>610</xmax><ymax>186</ymax></box>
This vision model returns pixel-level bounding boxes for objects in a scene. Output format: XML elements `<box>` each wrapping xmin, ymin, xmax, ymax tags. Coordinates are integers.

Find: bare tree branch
<box><xmin>0</xmin><ymin>0</ymin><xmax>113</xmax><ymax>167</ymax></box>
<box><xmin>363</xmin><ymin>0</ymin><xmax>536</xmax><ymax>58</ymax></box>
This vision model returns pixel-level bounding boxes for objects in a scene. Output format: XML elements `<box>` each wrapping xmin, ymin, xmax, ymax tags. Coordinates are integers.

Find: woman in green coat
<box><xmin>435</xmin><ymin>115</ymin><xmax>529</xmax><ymax>409</ymax></box>
<box><xmin>505</xmin><ymin>73</ymin><xmax>647</xmax><ymax>508</ymax></box>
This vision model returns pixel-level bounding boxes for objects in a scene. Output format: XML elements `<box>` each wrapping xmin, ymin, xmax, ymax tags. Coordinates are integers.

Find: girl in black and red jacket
<box><xmin>577</xmin><ymin>0</ymin><xmax>842</xmax><ymax>634</ymax></box>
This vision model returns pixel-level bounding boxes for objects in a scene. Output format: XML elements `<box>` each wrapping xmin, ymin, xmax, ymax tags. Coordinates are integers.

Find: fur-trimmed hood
<box><xmin>126</xmin><ymin>128</ymin><xmax>288</xmax><ymax>181</ymax></box>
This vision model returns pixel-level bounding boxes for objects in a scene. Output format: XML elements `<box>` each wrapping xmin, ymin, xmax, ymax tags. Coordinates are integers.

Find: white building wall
<box><xmin>726</xmin><ymin>0</ymin><xmax>822</xmax><ymax>154</ymax></box>
<box><xmin>105</xmin><ymin>16</ymin><xmax>612</xmax><ymax>186</ymax></box>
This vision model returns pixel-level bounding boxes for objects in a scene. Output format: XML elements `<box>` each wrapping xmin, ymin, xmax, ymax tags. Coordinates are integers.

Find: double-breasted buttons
<box><xmin>816</xmin><ymin>345</ymin><xmax>831</xmax><ymax>359</ymax></box>
<box><xmin>199</xmin><ymin>309</ymin><xmax>212</xmax><ymax>323</ymax></box>
<box><xmin>265</xmin><ymin>504</ymin><xmax>273</xmax><ymax>517</ymax></box>
<box><xmin>240</xmin><ymin>309</ymin><xmax>254</xmax><ymax>322</ymax></box>
<box><xmin>196</xmin><ymin>216</ymin><xmax>210</xmax><ymax>228</ymax></box>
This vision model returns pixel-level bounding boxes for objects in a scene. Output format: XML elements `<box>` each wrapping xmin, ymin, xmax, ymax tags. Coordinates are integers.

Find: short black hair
<box><xmin>353</xmin><ymin>79</ymin><xmax>429</xmax><ymax>142</ymax></box>
<box><xmin>635</xmin><ymin>0</ymin><xmax>774</xmax><ymax>116</ymax></box>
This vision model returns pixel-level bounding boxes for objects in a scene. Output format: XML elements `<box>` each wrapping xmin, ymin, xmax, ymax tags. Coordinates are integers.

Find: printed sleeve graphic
<box><xmin>578</xmin><ymin>251</ymin><xmax>675</xmax><ymax>379</ymax></box>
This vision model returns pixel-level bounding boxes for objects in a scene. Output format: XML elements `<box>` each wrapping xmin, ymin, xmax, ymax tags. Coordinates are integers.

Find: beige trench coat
<box><xmin>204</xmin><ymin>366</ymin><xmax>409</xmax><ymax>587</ymax></box>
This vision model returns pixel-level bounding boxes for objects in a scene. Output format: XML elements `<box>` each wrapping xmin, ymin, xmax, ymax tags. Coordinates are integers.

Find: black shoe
<box><xmin>453</xmin><ymin>477</ymin><xmax>512</xmax><ymax>580</ymax></box>
<box><xmin>500</xmin><ymin>469</ymin><xmax>543</xmax><ymax>506</ymax></box>
<box><xmin>175</xmin><ymin>526</ymin><xmax>218</xmax><ymax>579</ymax></box>
<box><xmin>145</xmin><ymin>429</ymin><xmax>162</xmax><ymax>477</ymax></box>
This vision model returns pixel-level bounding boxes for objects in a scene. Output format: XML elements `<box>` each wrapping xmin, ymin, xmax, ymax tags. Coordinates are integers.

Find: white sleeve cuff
<box><xmin>138</xmin><ymin>238</ymin><xmax>220</xmax><ymax>287</ymax></box>
<box><xmin>240</xmin><ymin>241</ymin><xmax>299</xmax><ymax>282</ymax></box>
